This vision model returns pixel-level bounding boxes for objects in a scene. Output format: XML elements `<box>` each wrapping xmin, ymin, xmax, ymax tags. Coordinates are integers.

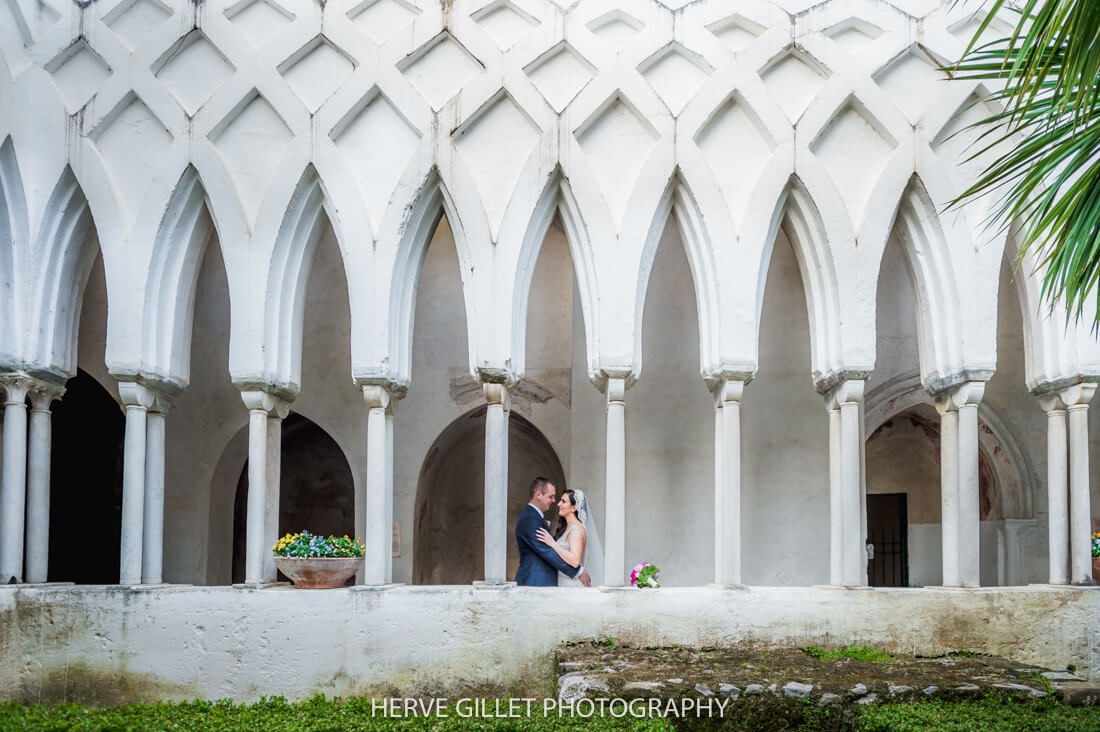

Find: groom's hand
<box><xmin>579</xmin><ymin>569</ymin><xmax>592</xmax><ymax>587</ymax></box>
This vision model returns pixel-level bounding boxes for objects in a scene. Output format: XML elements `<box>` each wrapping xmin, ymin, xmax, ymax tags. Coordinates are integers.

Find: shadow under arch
<box><xmin>413</xmin><ymin>407</ymin><xmax>567</xmax><ymax>585</ymax></box>
<box><xmin>48</xmin><ymin>368</ymin><xmax>124</xmax><ymax>583</ymax></box>
<box><xmin>225</xmin><ymin>412</ymin><xmax>356</xmax><ymax>584</ymax></box>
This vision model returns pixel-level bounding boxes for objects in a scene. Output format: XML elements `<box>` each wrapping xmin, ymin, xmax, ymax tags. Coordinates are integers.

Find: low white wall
<box><xmin>1</xmin><ymin>585</ymin><xmax>1097</xmax><ymax>705</ymax></box>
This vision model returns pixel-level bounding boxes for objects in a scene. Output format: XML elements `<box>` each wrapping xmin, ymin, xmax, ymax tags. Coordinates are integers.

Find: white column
<box><xmin>482</xmin><ymin>382</ymin><xmax>510</xmax><ymax>584</ymax></box>
<box><xmin>384</xmin><ymin>404</ymin><xmax>395</xmax><ymax>584</ymax></box>
<box><xmin>25</xmin><ymin>383</ymin><xmax>63</xmax><ymax>583</ymax></box>
<box><xmin>715</xmin><ymin>378</ymin><xmax>744</xmax><ymax>586</ymax></box>
<box><xmin>1062</xmin><ymin>383</ymin><xmax>1096</xmax><ymax>584</ymax></box>
<box><xmin>604</xmin><ymin>376</ymin><xmax>627</xmax><ymax>586</ymax></box>
<box><xmin>936</xmin><ymin>381</ymin><xmax>985</xmax><ymax>587</ymax></box>
<box><xmin>936</xmin><ymin>397</ymin><xmax>961</xmax><ymax>586</ymax></box>
<box><xmin>118</xmin><ymin>381</ymin><xmax>156</xmax><ymax>585</ymax></box>
<box><xmin>362</xmin><ymin>384</ymin><xmax>392</xmax><ymax>586</ymax></box>
<box><xmin>826</xmin><ymin>400</ymin><xmax>842</xmax><ymax>585</ymax></box>
<box><xmin>712</xmin><ymin>392</ymin><xmax>724</xmax><ymax>584</ymax></box>
<box><xmin>141</xmin><ymin>394</ymin><xmax>171</xmax><ymax>584</ymax></box>
<box><xmin>833</xmin><ymin>380</ymin><xmax>865</xmax><ymax>587</ymax></box>
<box><xmin>956</xmin><ymin>383</ymin><xmax>984</xmax><ymax>587</ymax></box>
<box><xmin>1039</xmin><ymin>394</ymin><xmax>1069</xmax><ymax>584</ymax></box>
<box><xmin>0</xmin><ymin>376</ymin><xmax>32</xmax><ymax>584</ymax></box>
<box><xmin>239</xmin><ymin>390</ymin><xmax>289</xmax><ymax>584</ymax></box>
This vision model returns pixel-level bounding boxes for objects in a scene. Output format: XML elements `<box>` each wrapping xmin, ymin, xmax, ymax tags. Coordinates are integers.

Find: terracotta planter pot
<box><xmin>274</xmin><ymin>557</ymin><xmax>363</xmax><ymax>589</ymax></box>
<box><xmin>1093</xmin><ymin>557</ymin><xmax>1100</xmax><ymax>584</ymax></box>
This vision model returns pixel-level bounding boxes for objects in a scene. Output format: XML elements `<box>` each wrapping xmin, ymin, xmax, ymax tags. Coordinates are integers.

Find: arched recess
<box><xmin>389</xmin><ymin>172</ymin><xmax>477</xmax><ymax>386</ymax></box>
<box><xmin>143</xmin><ymin>166</ymin><xmax>217</xmax><ymax>384</ymax></box>
<box><xmin>29</xmin><ymin>167</ymin><xmax>96</xmax><ymax>377</ymax></box>
<box><xmin>412</xmin><ymin>407</ymin><xmax>566</xmax><ymax>585</ymax></box>
<box><xmin>47</xmin><ymin>368</ymin><xmax>124</xmax><ymax>583</ymax></box>
<box><xmin>229</xmin><ymin>412</ymin><xmax>356</xmax><ymax>584</ymax></box>
<box><xmin>884</xmin><ymin>176</ymin><xmax>965</xmax><ymax>385</ymax></box>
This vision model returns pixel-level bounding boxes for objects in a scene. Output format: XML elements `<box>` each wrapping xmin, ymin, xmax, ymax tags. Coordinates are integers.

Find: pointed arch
<box><xmin>761</xmin><ymin>176</ymin><xmax>844</xmax><ymax>384</ymax></box>
<box><xmin>670</xmin><ymin>175</ymin><xmax>722</xmax><ymax>377</ymax></box>
<box><xmin>885</xmin><ymin>175</ymin><xmax>964</xmax><ymax>386</ymax></box>
<box><xmin>510</xmin><ymin>171</ymin><xmax>601</xmax><ymax>379</ymax></box>
<box><xmin>263</xmin><ymin>166</ymin><xmax>343</xmax><ymax>393</ymax></box>
<box><xmin>629</xmin><ymin>177</ymin><xmax>676</xmax><ymax>380</ymax></box>
<box><xmin>388</xmin><ymin>171</ymin><xmax>476</xmax><ymax>387</ymax></box>
<box><xmin>27</xmin><ymin>166</ymin><xmax>96</xmax><ymax>377</ymax></box>
<box><xmin>0</xmin><ymin>136</ymin><xmax>27</xmax><ymax>363</ymax></box>
<box><xmin>143</xmin><ymin>166</ymin><xmax>217</xmax><ymax>387</ymax></box>
<box><xmin>1001</xmin><ymin>233</ymin><xmax>1076</xmax><ymax>389</ymax></box>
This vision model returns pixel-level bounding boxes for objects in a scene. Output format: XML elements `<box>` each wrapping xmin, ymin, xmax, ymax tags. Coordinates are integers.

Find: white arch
<box><xmin>757</xmin><ymin>176</ymin><xmax>846</xmax><ymax>387</ymax></box>
<box><xmin>509</xmin><ymin>172</ymin><xmax>601</xmax><ymax>380</ymax></box>
<box><xmin>261</xmin><ymin>166</ymin><xmax>337</xmax><ymax>395</ymax></box>
<box><xmin>388</xmin><ymin>172</ymin><xmax>477</xmax><ymax>389</ymax></box>
<box><xmin>887</xmin><ymin>176</ymin><xmax>965</xmax><ymax>388</ymax></box>
<box><xmin>27</xmin><ymin>166</ymin><xmax>96</xmax><ymax>378</ymax></box>
<box><xmin>0</xmin><ymin>136</ymin><xmax>26</xmax><ymax>365</ymax></box>
<box><xmin>142</xmin><ymin>166</ymin><xmax>217</xmax><ymax>389</ymax></box>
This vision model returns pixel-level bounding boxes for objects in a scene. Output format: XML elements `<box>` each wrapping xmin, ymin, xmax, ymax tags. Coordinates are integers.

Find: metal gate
<box><xmin>867</xmin><ymin>493</ymin><xmax>908</xmax><ymax>587</ymax></box>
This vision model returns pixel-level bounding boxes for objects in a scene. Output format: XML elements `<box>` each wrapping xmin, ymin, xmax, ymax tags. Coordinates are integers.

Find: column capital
<box><xmin>1037</xmin><ymin>393</ymin><xmax>1067</xmax><ymax>414</ymax></box>
<box><xmin>28</xmin><ymin>381</ymin><xmax>65</xmax><ymax>411</ymax></box>
<box><xmin>117</xmin><ymin>380</ymin><xmax>157</xmax><ymax>410</ymax></box>
<box><xmin>712</xmin><ymin>376</ymin><xmax>745</xmax><ymax>405</ymax></box>
<box><xmin>483</xmin><ymin>382</ymin><xmax>512</xmax><ymax>410</ymax></box>
<box><xmin>605</xmin><ymin>375</ymin><xmax>626</xmax><ymax>404</ymax></box>
<box><xmin>476</xmin><ymin>367</ymin><xmax>519</xmax><ymax>388</ymax></box>
<box><xmin>238</xmin><ymin>389</ymin><xmax>291</xmax><ymax>418</ymax></box>
<box><xmin>704</xmin><ymin>367</ymin><xmax>754</xmax><ymax>394</ymax></box>
<box><xmin>1059</xmin><ymin>382</ymin><xmax>1096</xmax><ymax>410</ymax></box>
<box><xmin>825</xmin><ymin>378</ymin><xmax>865</xmax><ymax>410</ymax></box>
<box><xmin>935</xmin><ymin>380</ymin><xmax>985</xmax><ymax>414</ymax></box>
<box><xmin>814</xmin><ymin>369</ymin><xmax>872</xmax><ymax>396</ymax></box>
<box><xmin>0</xmin><ymin>373</ymin><xmax>36</xmax><ymax>404</ymax></box>
<box><xmin>362</xmin><ymin>384</ymin><xmax>392</xmax><ymax>411</ymax></box>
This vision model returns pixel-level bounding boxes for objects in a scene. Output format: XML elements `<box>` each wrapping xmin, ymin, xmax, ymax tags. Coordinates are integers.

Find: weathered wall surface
<box><xmin>1</xmin><ymin>585</ymin><xmax>1097</xmax><ymax>706</ymax></box>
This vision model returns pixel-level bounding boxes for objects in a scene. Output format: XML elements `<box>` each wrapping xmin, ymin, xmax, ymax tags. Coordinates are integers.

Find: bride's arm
<box><xmin>535</xmin><ymin>527</ymin><xmax>583</xmax><ymax>567</ymax></box>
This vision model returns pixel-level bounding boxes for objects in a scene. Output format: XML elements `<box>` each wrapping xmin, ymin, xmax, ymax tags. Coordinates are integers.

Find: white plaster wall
<box><xmin>741</xmin><ymin>230</ymin><xmax>830</xmax><ymax>586</ymax></box>
<box><xmin>2</xmin><ymin>585</ymin><xmax>1097</xmax><ymax>705</ymax></box>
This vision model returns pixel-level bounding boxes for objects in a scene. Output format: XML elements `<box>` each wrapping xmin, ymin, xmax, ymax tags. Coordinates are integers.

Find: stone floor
<box><xmin>554</xmin><ymin>642</ymin><xmax>1100</xmax><ymax>707</ymax></box>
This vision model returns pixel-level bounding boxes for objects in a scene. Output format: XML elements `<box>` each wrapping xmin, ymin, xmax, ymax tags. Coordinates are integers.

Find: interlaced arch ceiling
<box><xmin>0</xmin><ymin>0</ymin><xmax>1086</xmax><ymax>393</ymax></box>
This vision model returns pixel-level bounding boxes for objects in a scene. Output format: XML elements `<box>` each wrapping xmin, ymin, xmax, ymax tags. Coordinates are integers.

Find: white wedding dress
<box><xmin>556</xmin><ymin>524</ymin><xmax>585</xmax><ymax>587</ymax></box>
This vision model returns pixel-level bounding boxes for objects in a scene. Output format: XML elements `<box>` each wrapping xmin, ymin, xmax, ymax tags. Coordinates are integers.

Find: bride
<box><xmin>536</xmin><ymin>488</ymin><xmax>602</xmax><ymax>587</ymax></box>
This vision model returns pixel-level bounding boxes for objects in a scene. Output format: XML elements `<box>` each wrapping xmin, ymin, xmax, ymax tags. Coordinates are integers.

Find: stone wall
<box><xmin>1</xmin><ymin>585</ymin><xmax>1096</xmax><ymax>705</ymax></box>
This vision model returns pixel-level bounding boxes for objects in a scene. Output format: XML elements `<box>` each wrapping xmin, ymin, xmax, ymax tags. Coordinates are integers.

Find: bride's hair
<box><xmin>553</xmin><ymin>489</ymin><xmax>576</xmax><ymax>540</ymax></box>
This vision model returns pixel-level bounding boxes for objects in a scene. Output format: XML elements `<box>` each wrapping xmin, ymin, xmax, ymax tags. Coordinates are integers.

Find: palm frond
<box><xmin>949</xmin><ymin>0</ymin><xmax>1100</xmax><ymax>325</ymax></box>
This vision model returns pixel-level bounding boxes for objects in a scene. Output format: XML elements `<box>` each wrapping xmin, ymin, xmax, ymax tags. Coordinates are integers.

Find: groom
<box><xmin>515</xmin><ymin>477</ymin><xmax>591</xmax><ymax>587</ymax></box>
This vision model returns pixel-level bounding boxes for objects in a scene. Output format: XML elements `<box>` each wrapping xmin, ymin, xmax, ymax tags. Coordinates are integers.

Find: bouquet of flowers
<box><xmin>1092</xmin><ymin>532</ymin><xmax>1099</xmax><ymax>558</ymax></box>
<box><xmin>272</xmin><ymin>531</ymin><xmax>365</xmax><ymax>558</ymax></box>
<box><xmin>631</xmin><ymin>562</ymin><xmax>661</xmax><ymax>588</ymax></box>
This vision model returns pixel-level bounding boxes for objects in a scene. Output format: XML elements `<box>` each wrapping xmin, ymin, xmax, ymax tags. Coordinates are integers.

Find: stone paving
<box><xmin>554</xmin><ymin>642</ymin><xmax>1100</xmax><ymax>707</ymax></box>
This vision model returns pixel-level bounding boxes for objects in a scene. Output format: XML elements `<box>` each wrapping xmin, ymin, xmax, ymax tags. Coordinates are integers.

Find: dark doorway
<box><xmin>231</xmin><ymin>413</ymin><xmax>355</xmax><ymax>584</ymax></box>
<box><xmin>48</xmin><ymin>369</ymin><xmax>125</xmax><ymax>584</ymax></box>
<box><xmin>867</xmin><ymin>493</ymin><xmax>908</xmax><ymax>587</ymax></box>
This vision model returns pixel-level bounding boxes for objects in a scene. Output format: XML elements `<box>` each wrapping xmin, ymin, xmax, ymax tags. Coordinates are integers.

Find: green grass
<box><xmin>803</xmin><ymin>645</ymin><xmax>896</xmax><ymax>664</ymax></box>
<box><xmin>854</xmin><ymin>695</ymin><xmax>1100</xmax><ymax>732</ymax></box>
<box><xmin>2</xmin><ymin>695</ymin><xmax>1097</xmax><ymax>732</ymax></box>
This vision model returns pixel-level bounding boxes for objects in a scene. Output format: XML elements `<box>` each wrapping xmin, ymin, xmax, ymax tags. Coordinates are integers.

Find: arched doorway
<box><xmin>230</xmin><ymin>412</ymin><xmax>355</xmax><ymax>584</ymax></box>
<box><xmin>48</xmin><ymin>369</ymin><xmax>125</xmax><ymax>584</ymax></box>
<box><xmin>413</xmin><ymin>408</ymin><xmax>566</xmax><ymax>584</ymax></box>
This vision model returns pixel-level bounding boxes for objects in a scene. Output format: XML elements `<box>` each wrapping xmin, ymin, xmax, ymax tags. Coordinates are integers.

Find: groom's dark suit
<box><xmin>514</xmin><ymin>504</ymin><xmax>582</xmax><ymax>586</ymax></box>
